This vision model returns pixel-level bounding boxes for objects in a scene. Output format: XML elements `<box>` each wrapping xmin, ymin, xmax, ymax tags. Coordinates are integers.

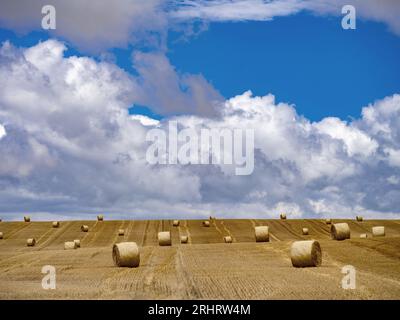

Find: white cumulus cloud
<box><xmin>0</xmin><ymin>40</ymin><xmax>399</xmax><ymax>220</ymax></box>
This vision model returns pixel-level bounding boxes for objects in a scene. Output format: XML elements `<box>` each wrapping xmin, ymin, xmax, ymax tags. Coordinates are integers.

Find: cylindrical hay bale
<box><xmin>280</xmin><ymin>213</ymin><xmax>287</xmax><ymax>220</ymax></box>
<box><xmin>254</xmin><ymin>226</ymin><xmax>269</xmax><ymax>242</ymax></box>
<box><xmin>52</xmin><ymin>221</ymin><xmax>60</xmax><ymax>228</ymax></box>
<box><xmin>291</xmin><ymin>240</ymin><xmax>322</xmax><ymax>268</ymax></box>
<box><xmin>0</xmin><ymin>232</ymin><xmax>3</xmax><ymax>239</ymax></box>
<box><xmin>224</xmin><ymin>236</ymin><xmax>233</xmax><ymax>243</ymax></box>
<box><xmin>64</xmin><ymin>241</ymin><xmax>77</xmax><ymax>250</ymax></box>
<box><xmin>302</xmin><ymin>227</ymin><xmax>309</xmax><ymax>235</ymax></box>
<box><xmin>27</xmin><ymin>238</ymin><xmax>36</xmax><ymax>246</ymax></box>
<box><xmin>331</xmin><ymin>223</ymin><xmax>350</xmax><ymax>240</ymax></box>
<box><xmin>118</xmin><ymin>229</ymin><xmax>125</xmax><ymax>236</ymax></box>
<box><xmin>172</xmin><ymin>220</ymin><xmax>180</xmax><ymax>227</ymax></box>
<box><xmin>180</xmin><ymin>235</ymin><xmax>188</xmax><ymax>244</ymax></box>
<box><xmin>81</xmin><ymin>225</ymin><xmax>89</xmax><ymax>232</ymax></box>
<box><xmin>97</xmin><ymin>215</ymin><xmax>104</xmax><ymax>221</ymax></box>
<box><xmin>202</xmin><ymin>220</ymin><xmax>210</xmax><ymax>227</ymax></box>
<box><xmin>113</xmin><ymin>242</ymin><xmax>140</xmax><ymax>267</ymax></box>
<box><xmin>372</xmin><ymin>226</ymin><xmax>385</xmax><ymax>237</ymax></box>
<box><xmin>24</xmin><ymin>216</ymin><xmax>31</xmax><ymax>222</ymax></box>
<box><xmin>325</xmin><ymin>218</ymin><xmax>332</xmax><ymax>224</ymax></box>
<box><xmin>356</xmin><ymin>216</ymin><xmax>363</xmax><ymax>222</ymax></box>
<box><xmin>158</xmin><ymin>231</ymin><xmax>171</xmax><ymax>246</ymax></box>
<box><xmin>359</xmin><ymin>233</ymin><xmax>368</xmax><ymax>238</ymax></box>
<box><xmin>74</xmin><ymin>239</ymin><xmax>81</xmax><ymax>248</ymax></box>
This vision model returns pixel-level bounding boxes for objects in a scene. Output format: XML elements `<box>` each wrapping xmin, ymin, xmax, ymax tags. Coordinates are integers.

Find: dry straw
<box><xmin>372</xmin><ymin>226</ymin><xmax>385</xmax><ymax>237</ymax></box>
<box><xmin>280</xmin><ymin>213</ymin><xmax>287</xmax><ymax>220</ymax></box>
<box><xmin>74</xmin><ymin>239</ymin><xmax>81</xmax><ymax>248</ymax></box>
<box><xmin>224</xmin><ymin>236</ymin><xmax>233</xmax><ymax>243</ymax></box>
<box><xmin>331</xmin><ymin>223</ymin><xmax>351</xmax><ymax>240</ymax></box>
<box><xmin>0</xmin><ymin>232</ymin><xmax>3</xmax><ymax>239</ymax></box>
<box><xmin>290</xmin><ymin>240</ymin><xmax>322</xmax><ymax>268</ymax></box>
<box><xmin>81</xmin><ymin>225</ymin><xmax>89</xmax><ymax>232</ymax></box>
<box><xmin>254</xmin><ymin>226</ymin><xmax>269</xmax><ymax>242</ymax></box>
<box><xmin>24</xmin><ymin>216</ymin><xmax>31</xmax><ymax>222</ymax></box>
<box><xmin>180</xmin><ymin>235</ymin><xmax>188</xmax><ymax>244</ymax></box>
<box><xmin>113</xmin><ymin>242</ymin><xmax>140</xmax><ymax>267</ymax></box>
<box><xmin>97</xmin><ymin>215</ymin><xmax>104</xmax><ymax>221</ymax></box>
<box><xmin>302</xmin><ymin>228</ymin><xmax>309</xmax><ymax>235</ymax></box>
<box><xmin>64</xmin><ymin>241</ymin><xmax>77</xmax><ymax>250</ymax></box>
<box><xmin>27</xmin><ymin>238</ymin><xmax>36</xmax><ymax>246</ymax></box>
<box><xmin>356</xmin><ymin>216</ymin><xmax>363</xmax><ymax>222</ymax></box>
<box><xmin>325</xmin><ymin>218</ymin><xmax>332</xmax><ymax>224</ymax></box>
<box><xmin>172</xmin><ymin>220</ymin><xmax>180</xmax><ymax>227</ymax></box>
<box><xmin>52</xmin><ymin>221</ymin><xmax>60</xmax><ymax>228</ymax></box>
<box><xmin>202</xmin><ymin>221</ymin><xmax>210</xmax><ymax>227</ymax></box>
<box><xmin>158</xmin><ymin>231</ymin><xmax>171</xmax><ymax>246</ymax></box>
<box><xmin>359</xmin><ymin>233</ymin><xmax>368</xmax><ymax>238</ymax></box>
<box><xmin>118</xmin><ymin>229</ymin><xmax>125</xmax><ymax>236</ymax></box>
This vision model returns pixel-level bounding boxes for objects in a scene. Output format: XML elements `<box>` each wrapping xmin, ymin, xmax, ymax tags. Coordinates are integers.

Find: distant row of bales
<box><xmin>0</xmin><ymin>214</ymin><xmax>387</xmax><ymax>269</ymax></box>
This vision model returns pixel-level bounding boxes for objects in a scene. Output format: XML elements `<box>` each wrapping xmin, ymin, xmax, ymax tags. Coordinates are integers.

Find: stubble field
<box><xmin>0</xmin><ymin>218</ymin><xmax>399</xmax><ymax>299</ymax></box>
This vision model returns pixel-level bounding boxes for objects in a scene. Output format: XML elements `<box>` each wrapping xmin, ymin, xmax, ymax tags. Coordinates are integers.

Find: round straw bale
<box><xmin>81</xmin><ymin>225</ymin><xmax>89</xmax><ymax>232</ymax></box>
<box><xmin>180</xmin><ymin>235</ymin><xmax>188</xmax><ymax>244</ymax></box>
<box><xmin>112</xmin><ymin>242</ymin><xmax>140</xmax><ymax>267</ymax></box>
<box><xmin>158</xmin><ymin>231</ymin><xmax>171</xmax><ymax>246</ymax></box>
<box><xmin>52</xmin><ymin>221</ymin><xmax>60</xmax><ymax>228</ymax></box>
<box><xmin>172</xmin><ymin>220</ymin><xmax>180</xmax><ymax>227</ymax></box>
<box><xmin>0</xmin><ymin>218</ymin><xmax>2</xmax><ymax>222</ymax></box>
<box><xmin>224</xmin><ymin>236</ymin><xmax>233</xmax><ymax>243</ymax></box>
<box><xmin>356</xmin><ymin>216</ymin><xmax>363</xmax><ymax>222</ymax></box>
<box><xmin>202</xmin><ymin>220</ymin><xmax>210</xmax><ymax>227</ymax></box>
<box><xmin>64</xmin><ymin>241</ymin><xmax>77</xmax><ymax>250</ymax></box>
<box><xmin>118</xmin><ymin>229</ymin><xmax>125</xmax><ymax>236</ymax></box>
<box><xmin>302</xmin><ymin>227</ymin><xmax>309</xmax><ymax>235</ymax></box>
<box><xmin>0</xmin><ymin>232</ymin><xmax>3</xmax><ymax>239</ymax></box>
<box><xmin>280</xmin><ymin>213</ymin><xmax>287</xmax><ymax>220</ymax></box>
<box><xmin>24</xmin><ymin>216</ymin><xmax>31</xmax><ymax>222</ymax></box>
<box><xmin>372</xmin><ymin>226</ymin><xmax>385</xmax><ymax>237</ymax></box>
<box><xmin>325</xmin><ymin>218</ymin><xmax>332</xmax><ymax>224</ymax></box>
<box><xmin>291</xmin><ymin>240</ymin><xmax>322</xmax><ymax>268</ymax></box>
<box><xmin>97</xmin><ymin>215</ymin><xmax>104</xmax><ymax>221</ymax></box>
<box><xmin>254</xmin><ymin>226</ymin><xmax>269</xmax><ymax>242</ymax></box>
<box><xmin>331</xmin><ymin>223</ymin><xmax>350</xmax><ymax>240</ymax></box>
<box><xmin>359</xmin><ymin>233</ymin><xmax>368</xmax><ymax>238</ymax></box>
<box><xmin>74</xmin><ymin>239</ymin><xmax>81</xmax><ymax>248</ymax></box>
<box><xmin>27</xmin><ymin>238</ymin><xmax>36</xmax><ymax>246</ymax></box>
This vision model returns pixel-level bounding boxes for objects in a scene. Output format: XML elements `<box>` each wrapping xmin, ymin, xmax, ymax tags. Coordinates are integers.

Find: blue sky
<box><xmin>1</xmin><ymin>1</ymin><xmax>400</xmax><ymax>219</ymax></box>
<box><xmin>1</xmin><ymin>12</ymin><xmax>399</xmax><ymax>121</ymax></box>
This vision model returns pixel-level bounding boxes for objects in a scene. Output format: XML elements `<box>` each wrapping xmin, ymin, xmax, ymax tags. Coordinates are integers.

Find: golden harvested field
<box><xmin>0</xmin><ymin>219</ymin><xmax>399</xmax><ymax>299</ymax></box>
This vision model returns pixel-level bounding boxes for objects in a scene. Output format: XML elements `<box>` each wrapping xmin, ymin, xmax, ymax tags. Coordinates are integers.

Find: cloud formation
<box><xmin>1</xmin><ymin>0</ymin><xmax>400</xmax><ymax>55</ymax></box>
<box><xmin>0</xmin><ymin>0</ymin><xmax>167</xmax><ymax>52</ymax></box>
<box><xmin>171</xmin><ymin>0</ymin><xmax>400</xmax><ymax>35</ymax></box>
<box><xmin>0</xmin><ymin>40</ymin><xmax>399</xmax><ymax>220</ymax></box>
